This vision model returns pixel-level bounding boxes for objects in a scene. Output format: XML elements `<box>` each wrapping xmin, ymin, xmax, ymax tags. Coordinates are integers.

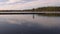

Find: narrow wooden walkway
<box><xmin>0</xmin><ymin>12</ymin><xmax>60</xmax><ymax>14</ymax></box>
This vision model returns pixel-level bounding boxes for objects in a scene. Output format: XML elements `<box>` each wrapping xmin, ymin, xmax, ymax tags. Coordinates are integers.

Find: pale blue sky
<box><xmin>0</xmin><ymin>0</ymin><xmax>60</xmax><ymax>10</ymax></box>
<box><xmin>0</xmin><ymin>0</ymin><xmax>8</xmax><ymax>2</ymax></box>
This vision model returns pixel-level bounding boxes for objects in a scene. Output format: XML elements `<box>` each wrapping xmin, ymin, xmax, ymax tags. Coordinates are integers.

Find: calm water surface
<box><xmin>0</xmin><ymin>14</ymin><xmax>60</xmax><ymax>34</ymax></box>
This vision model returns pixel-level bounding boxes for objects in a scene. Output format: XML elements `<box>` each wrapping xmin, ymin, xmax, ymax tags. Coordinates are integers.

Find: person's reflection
<box><xmin>33</xmin><ymin>14</ymin><xmax>35</xmax><ymax>19</ymax></box>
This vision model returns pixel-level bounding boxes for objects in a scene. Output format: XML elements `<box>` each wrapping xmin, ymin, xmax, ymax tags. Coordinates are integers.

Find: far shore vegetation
<box><xmin>23</xmin><ymin>6</ymin><xmax>60</xmax><ymax>12</ymax></box>
<box><xmin>0</xmin><ymin>6</ymin><xmax>60</xmax><ymax>12</ymax></box>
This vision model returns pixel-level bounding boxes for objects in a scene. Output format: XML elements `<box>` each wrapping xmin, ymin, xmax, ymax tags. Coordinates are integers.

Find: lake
<box><xmin>0</xmin><ymin>14</ymin><xmax>60</xmax><ymax>34</ymax></box>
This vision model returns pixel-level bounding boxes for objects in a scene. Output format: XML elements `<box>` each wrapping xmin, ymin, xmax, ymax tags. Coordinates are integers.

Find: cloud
<box><xmin>0</xmin><ymin>0</ymin><xmax>8</xmax><ymax>2</ymax></box>
<box><xmin>0</xmin><ymin>0</ymin><xmax>60</xmax><ymax>10</ymax></box>
<box><xmin>0</xmin><ymin>0</ymin><xmax>36</xmax><ymax>4</ymax></box>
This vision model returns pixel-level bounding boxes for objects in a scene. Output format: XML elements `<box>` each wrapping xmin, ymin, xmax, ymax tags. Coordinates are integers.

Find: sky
<box><xmin>0</xmin><ymin>0</ymin><xmax>60</xmax><ymax>10</ymax></box>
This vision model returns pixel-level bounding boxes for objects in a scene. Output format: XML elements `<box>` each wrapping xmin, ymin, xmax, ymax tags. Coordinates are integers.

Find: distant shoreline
<box><xmin>23</xmin><ymin>6</ymin><xmax>60</xmax><ymax>12</ymax></box>
<box><xmin>0</xmin><ymin>6</ymin><xmax>60</xmax><ymax>12</ymax></box>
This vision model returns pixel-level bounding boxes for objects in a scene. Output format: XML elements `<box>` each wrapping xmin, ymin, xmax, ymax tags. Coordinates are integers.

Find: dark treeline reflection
<box><xmin>0</xmin><ymin>15</ymin><xmax>60</xmax><ymax>34</ymax></box>
<box><xmin>37</xmin><ymin>13</ymin><xmax>60</xmax><ymax>17</ymax></box>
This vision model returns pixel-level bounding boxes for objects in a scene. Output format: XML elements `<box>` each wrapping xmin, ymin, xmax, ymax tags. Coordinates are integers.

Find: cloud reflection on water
<box><xmin>0</xmin><ymin>15</ymin><xmax>60</xmax><ymax>34</ymax></box>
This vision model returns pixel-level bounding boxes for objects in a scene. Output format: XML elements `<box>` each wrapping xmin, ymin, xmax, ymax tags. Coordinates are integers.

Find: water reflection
<box><xmin>0</xmin><ymin>14</ymin><xmax>60</xmax><ymax>34</ymax></box>
<box><xmin>33</xmin><ymin>14</ymin><xmax>35</xmax><ymax>19</ymax></box>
